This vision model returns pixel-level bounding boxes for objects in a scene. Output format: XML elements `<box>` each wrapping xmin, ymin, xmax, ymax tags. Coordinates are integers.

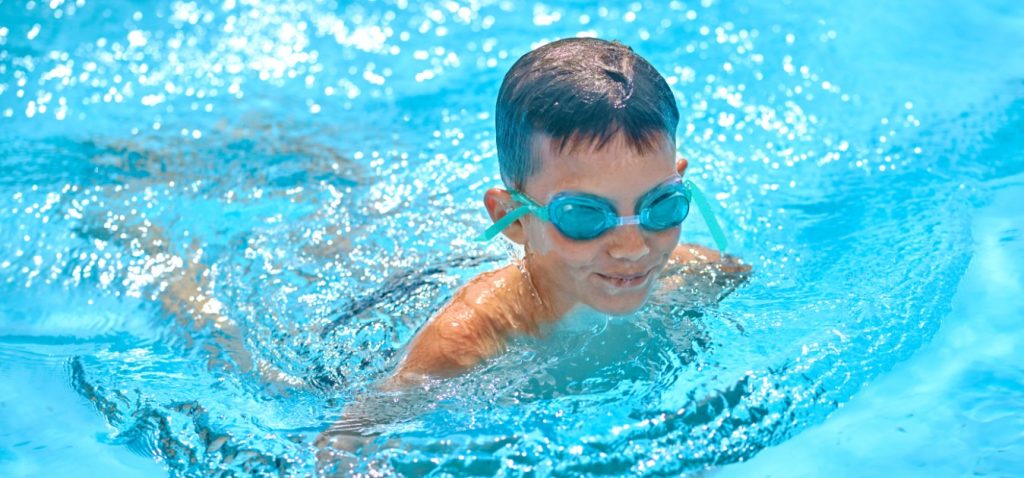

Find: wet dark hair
<box><xmin>495</xmin><ymin>37</ymin><xmax>680</xmax><ymax>189</ymax></box>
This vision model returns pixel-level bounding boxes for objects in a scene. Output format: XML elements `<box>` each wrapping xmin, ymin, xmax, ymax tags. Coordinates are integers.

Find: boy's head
<box><xmin>494</xmin><ymin>37</ymin><xmax>679</xmax><ymax>190</ymax></box>
<box><xmin>484</xmin><ymin>38</ymin><xmax>685</xmax><ymax>317</ymax></box>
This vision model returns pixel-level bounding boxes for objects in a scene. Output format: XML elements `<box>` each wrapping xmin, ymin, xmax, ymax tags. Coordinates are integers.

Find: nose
<box><xmin>607</xmin><ymin>224</ymin><xmax>650</xmax><ymax>261</ymax></box>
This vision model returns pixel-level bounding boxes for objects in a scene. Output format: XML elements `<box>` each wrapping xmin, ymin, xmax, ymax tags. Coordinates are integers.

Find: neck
<box><xmin>518</xmin><ymin>255</ymin><xmax>575</xmax><ymax>324</ymax></box>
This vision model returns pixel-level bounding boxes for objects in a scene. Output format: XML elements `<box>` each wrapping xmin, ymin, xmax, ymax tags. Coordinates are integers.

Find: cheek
<box><xmin>523</xmin><ymin>218</ymin><xmax>555</xmax><ymax>254</ymax></box>
<box><xmin>551</xmin><ymin>234</ymin><xmax>602</xmax><ymax>267</ymax></box>
<box><xmin>650</xmin><ymin>227</ymin><xmax>682</xmax><ymax>256</ymax></box>
<box><xmin>527</xmin><ymin>220</ymin><xmax>601</xmax><ymax>268</ymax></box>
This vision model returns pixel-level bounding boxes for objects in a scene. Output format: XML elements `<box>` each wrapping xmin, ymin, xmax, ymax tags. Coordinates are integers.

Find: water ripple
<box><xmin>2</xmin><ymin>0</ymin><xmax>1021</xmax><ymax>476</ymax></box>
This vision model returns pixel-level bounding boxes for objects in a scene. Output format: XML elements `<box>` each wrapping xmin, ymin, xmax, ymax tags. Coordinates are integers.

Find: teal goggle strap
<box><xmin>474</xmin><ymin>191</ymin><xmax>544</xmax><ymax>242</ymax></box>
<box><xmin>683</xmin><ymin>180</ymin><xmax>729</xmax><ymax>252</ymax></box>
<box><xmin>474</xmin><ymin>181</ymin><xmax>729</xmax><ymax>252</ymax></box>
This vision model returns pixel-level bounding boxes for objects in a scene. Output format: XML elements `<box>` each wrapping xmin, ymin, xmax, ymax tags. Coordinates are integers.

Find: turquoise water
<box><xmin>1</xmin><ymin>0</ymin><xmax>1022</xmax><ymax>476</ymax></box>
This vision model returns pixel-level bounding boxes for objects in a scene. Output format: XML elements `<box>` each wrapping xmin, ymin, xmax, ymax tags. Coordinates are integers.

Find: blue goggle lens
<box><xmin>640</xmin><ymin>188</ymin><xmax>691</xmax><ymax>230</ymax></box>
<box><xmin>549</xmin><ymin>196</ymin><xmax>617</xmax><ymax>240</ymax></box>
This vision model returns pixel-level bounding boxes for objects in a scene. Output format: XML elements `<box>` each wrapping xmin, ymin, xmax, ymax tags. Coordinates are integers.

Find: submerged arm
<box><xmin>87</xmin><ymin>221</ymin><xmax>303</xmax><ymax>387</ymax></box>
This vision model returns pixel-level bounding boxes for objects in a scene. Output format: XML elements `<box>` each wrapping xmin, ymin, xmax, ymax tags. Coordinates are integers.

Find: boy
<box><xmin>316</xmin><ymin>37</ymin><xmax>750</xmax><ymax>465</ymax></box>
<box><xmin>387</xmin><ymin>37</ymin><xmax>748</xmax><ymax>387</ymax></box>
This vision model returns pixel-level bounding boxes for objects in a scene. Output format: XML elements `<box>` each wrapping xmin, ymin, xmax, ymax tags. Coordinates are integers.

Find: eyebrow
<box><xmin>542</xmin><ymin>174</ymin><xmax>680</xmax><ymax>204</ymax></box>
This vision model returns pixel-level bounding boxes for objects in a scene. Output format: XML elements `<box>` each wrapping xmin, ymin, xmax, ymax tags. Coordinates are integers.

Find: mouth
<box><xmin>594</xmin><ymin>267</ymin><xmax>655</xmax><ymax>290</ymax></box>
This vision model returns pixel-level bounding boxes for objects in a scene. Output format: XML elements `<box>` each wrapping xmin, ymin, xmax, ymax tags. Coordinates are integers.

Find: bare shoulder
<box><xmin>656</xmin><ymin>243</ymin><xmax>753</xmax><ymax>307</ymax></box>
<box><xmin>391</xmin><ymin>265</ymin><xmax>523</xmax><ymax>384</ymax></box>
<box><xmin>670</xmin><ymin>243</ymin><xmax>721</xmax><ymax>265</ymax></box>
<box><xmin>669</xmin><ymin>243</ymin><xmax>751</xmax><ymax>274</ymax></box>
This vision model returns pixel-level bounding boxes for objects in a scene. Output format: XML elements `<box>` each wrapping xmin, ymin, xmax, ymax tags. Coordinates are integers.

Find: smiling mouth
<box><xmin>595</xmin><ymin>268</ymin><xmax>654</xmax><ymax>289</ymax></box>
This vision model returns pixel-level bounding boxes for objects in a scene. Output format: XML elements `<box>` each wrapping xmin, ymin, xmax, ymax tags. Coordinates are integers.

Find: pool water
<box><xmin>1</xmin><ymin>0</ymin><xmax>1022</xmax><ymax>476</ymax></box>
<box><xmin>719</xmin><ymin>172</ymin><xmax>1024</xmax><ymax>477</ymax></box>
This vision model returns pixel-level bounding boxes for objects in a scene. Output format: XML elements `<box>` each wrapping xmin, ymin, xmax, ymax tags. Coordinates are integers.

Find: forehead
<box><xmin>524</xmin><ymin>131</ymin><xmax>676</xmax><ymax>196</ymax></box>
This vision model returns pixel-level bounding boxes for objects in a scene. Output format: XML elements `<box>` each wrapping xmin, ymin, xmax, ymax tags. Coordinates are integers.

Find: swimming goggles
<box><xmin>475</xmin><ymin>176</ymin><xmax>729</xmax><ymax>250</ymax></box>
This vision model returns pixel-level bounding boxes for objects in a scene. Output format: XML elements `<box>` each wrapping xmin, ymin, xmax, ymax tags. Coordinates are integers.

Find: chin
<box><xmin>588</xmin><ymin>293</ymin><xmax>650</xmax><ymax>316</ymax></box>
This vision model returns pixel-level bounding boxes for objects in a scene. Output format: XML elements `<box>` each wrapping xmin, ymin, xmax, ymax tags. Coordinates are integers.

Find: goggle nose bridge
<box><xmin>610</xmin><ymin>214</ymin><xmax>643</xmax><ymax>227</ymax></box>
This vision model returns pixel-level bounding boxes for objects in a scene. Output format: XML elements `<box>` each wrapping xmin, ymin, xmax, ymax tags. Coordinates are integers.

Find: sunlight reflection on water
<box><xmin>2</xmin><ymin>0</ymin><xmax>1022</xmax><ymax>475</ymax></box>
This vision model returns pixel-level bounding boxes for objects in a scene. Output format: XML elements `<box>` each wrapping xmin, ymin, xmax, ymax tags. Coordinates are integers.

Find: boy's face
<box><xmin>518</xmin><ymin>132</ymin><xmax>681</xmax><ymax>316</ymax></box>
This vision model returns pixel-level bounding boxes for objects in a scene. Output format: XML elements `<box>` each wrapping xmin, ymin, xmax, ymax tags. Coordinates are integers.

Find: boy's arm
<box><xmin>80</xmin><ymin>219</ymin><xmax>308</xmax><ymax>388</ymax></box>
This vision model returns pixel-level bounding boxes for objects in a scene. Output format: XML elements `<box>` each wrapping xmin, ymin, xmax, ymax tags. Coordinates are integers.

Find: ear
<box><xmin>483</xmin><ymin>188</ymin><xmax>528</xmax><ymax>244</ymax></box>
<box><xmin>676</xmin><ymin>156</ymin><xmax>689</xmax><ymax>177</ymax></box>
